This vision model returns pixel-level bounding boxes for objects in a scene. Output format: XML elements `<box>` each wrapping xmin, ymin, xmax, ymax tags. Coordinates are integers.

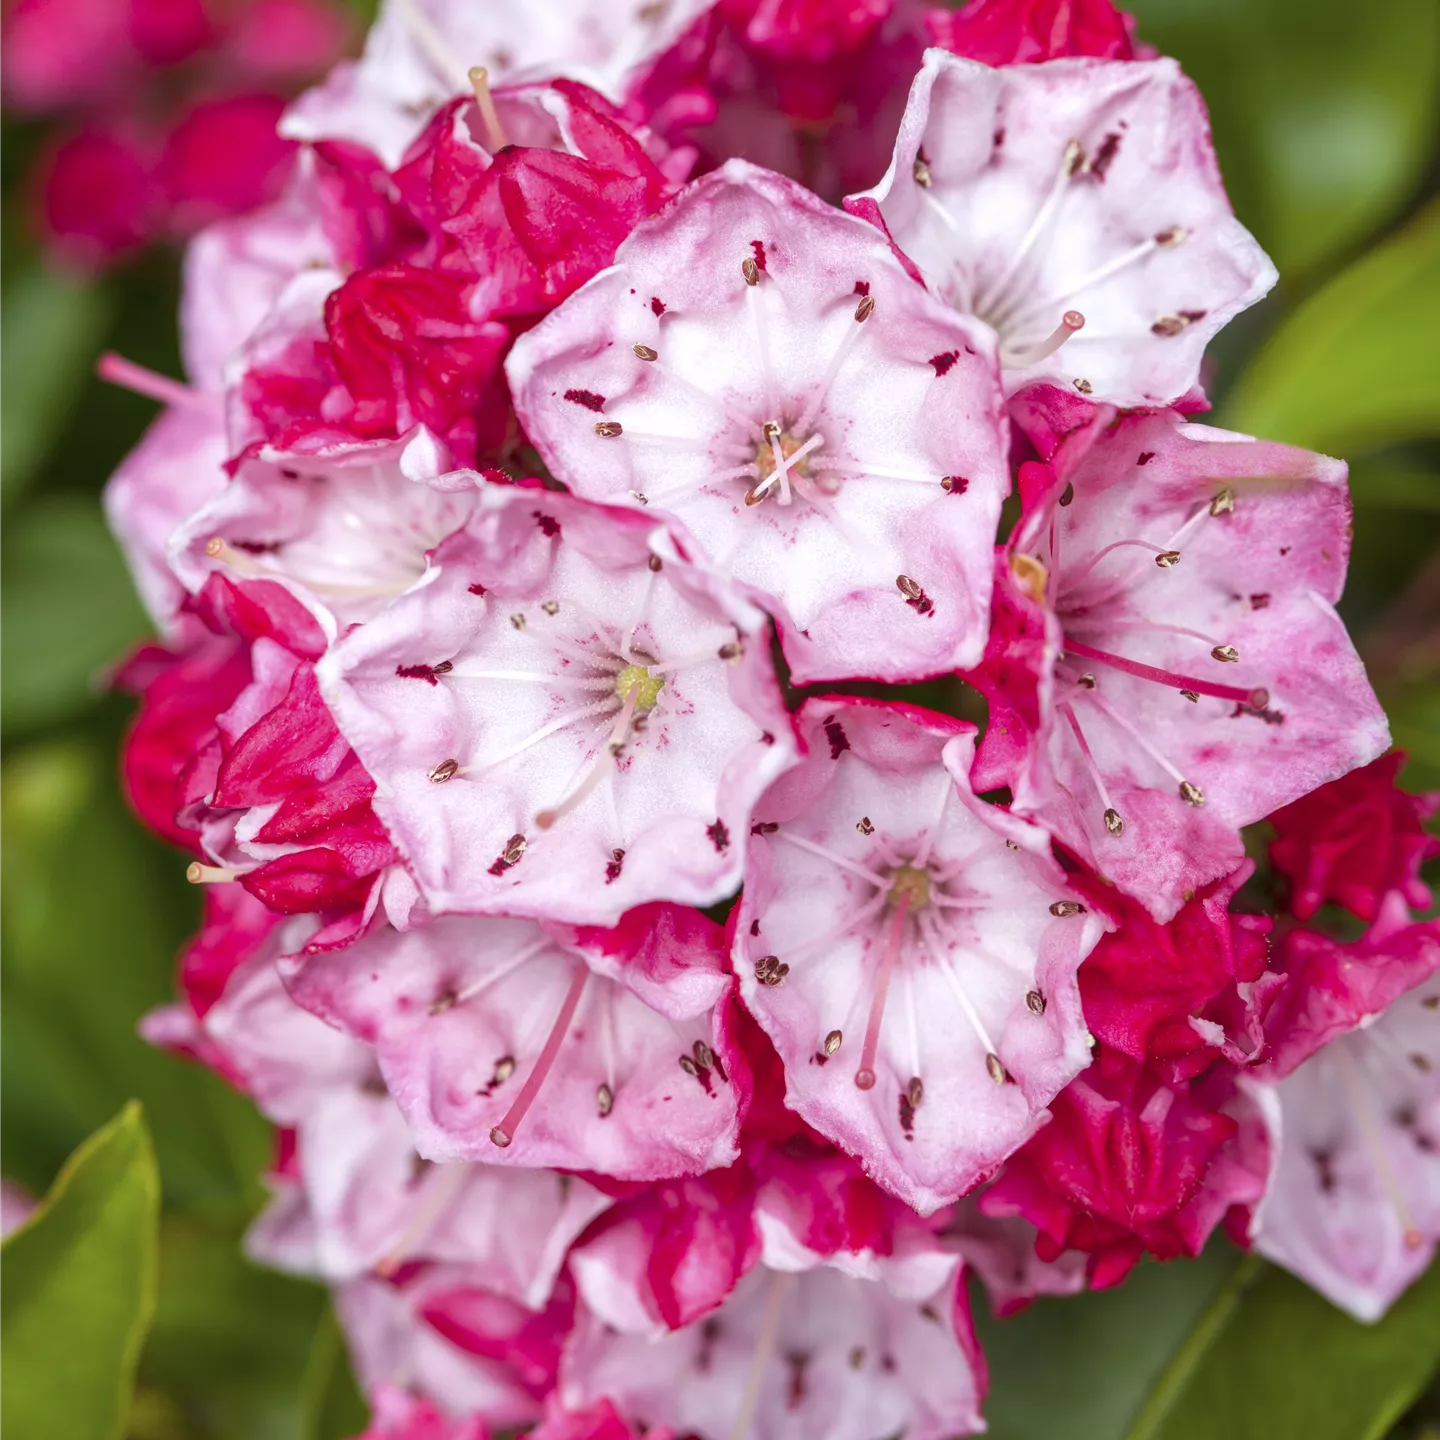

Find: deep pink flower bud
<box><xmin>928</xmin><ymin>0</ymin><xmax>1137</xmax><ymax>65</ymax></box>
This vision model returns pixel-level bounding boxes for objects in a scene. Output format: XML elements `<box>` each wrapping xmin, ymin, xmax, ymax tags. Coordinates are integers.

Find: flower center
<box><xmin>755</xmin><ymin>426</ymin><xmax>813</xmax><ymax>482</ymax></box>
<box><xmin>886</xmin><ymin>865</ymin><xmax>931</xmax><ymax>911</ymax></box>
<box><xmin>615</xmin><ymin>662</ymin><xmax>664</xmax><ymax>713</ymax></box>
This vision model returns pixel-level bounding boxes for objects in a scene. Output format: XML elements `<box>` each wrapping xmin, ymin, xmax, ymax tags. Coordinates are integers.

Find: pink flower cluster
<box><xmin>3</xmin><ymin>0</ymin><xmax>351</xmax><ymax>265</ymax></box>
<box><xmin>97</xmin><ymin>0</ymin><xmax>1438</xmax><ymax>1431</ymax></box>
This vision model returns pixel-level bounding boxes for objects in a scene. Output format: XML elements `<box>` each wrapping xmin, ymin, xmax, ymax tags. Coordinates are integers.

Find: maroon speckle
<box><xmin>813</xmin><ymin>1049</ymin><xmax>830</xmax><ymax>1067</ymax></box>
<box><xmin>650</xmin><ymin>296</ymin><xmax>666</xmax><ymax>315</ymax></box>
<box><xmin>761</xmin><ymin>731</ymin><xmax>775</xmax><ymax>745</ymax></box>
<box><xmin>1249</xmin><ymin>592</ymin><xmax>1271</xmax><ymax>610</ymax></box>
<box><xmin>1233</xmin><ymin>702</ymin><xmax>1285</xmax><ymax>726</ymax></box>
<box><xmin>1090</xmin><ymin>131</ymin><xmax>1122</xmax><ymax>180</ymax></box>
<box><xmin>943</xmin><ymin>475</ymin><xmax>969</xmax><ymax>496</ymax></box>
<box><xmin>898</xmin><ymin>1089</ymin><xmax>916</xmax><ymax>1139</ymax></box>
<box><xmin>280</xmin><ymin>467</ymin><xmax>300</xmax><ymax>480</ymax></box>
<box><xmin>786</xmin><ymin>1354</ymin><xmax>809</xmax><ymax>1409</ymax></box>
<box><xmin>488</xmin><ymin>855</ymin><xmax>515</xmax><ymax>877</ymax></box>
<box><xmin>749</xmin><ymin>919</ymin><xmax>761</xmax><ymax>937</ymax></box>
<box><xmin>711</xmin><ymin>1051</ymin><xmax>727</xmax><ymax>1083</ymax></box>
<box><xmin>707</xmin><ymin>819</ymin><xmax>730</xmax><ymax>853</ymax></box>
<box><xmin>1179</xmin><ymin>309</ymin><xmax>1208</xmax><ymax>323</ymax></box>
<box><xmin>823</xmin><ymin>717</ymin><xmax>850</xmax><ymax>759</ymax></box>
<box><xmin>1137</xmin><ymin>451</ymin><xmax>1156</xmax><ymax>465</ymax></box>
<box><xmin>993</xmin><ymin>126</ymin><xmax>1006</xmax><ymax>147</ymax></box>
<box><xmin>929</xmin><ymin>351</ymin><xmax>959</xmax><ymax>377</ymax></box>
<box><xmin>563</xmin><ymin>388</ymin><xmax>606</xmax><ymax>412</ymax></box>
<box><xmin>605</xmin><ymin>849</ymin><xmax>625</xmax><ymax>884</ymax></box>
<box><xmin>534</xmin><ymin>511</ymin><xmax>561</xmax><ymax>537</ymax></box>
<box><xmin>232</xmin><ymin>539</ymin><xmax>280</xmax><ymax>555</ymax></box>
<box><xmin>750</xmin><ymin>239</ymin><xmax>768</xmax><ymax>271</ymax></box>
<box><xmin>1279</xmin><ymin>546</ymin><xmax>1291</xmax><ymax>557</ymax></box>
<box><xmin>853</xmin><ymin>280</ymin><xmax>870</xmax><ymax>296</ymax></box>
<box><xmin>468</xmin><ymin>582</ymin><xmax>487</xmax><ymax>596</ymax></box>
<box><xmin>396</xmin><ymin>662</ymin><xmax>451</xmax><ymax>685</ymax></box>
<box><xmin>905</xmin><ymin>587</ymin><xmax>935</xmax><ymax>617</ymax></box>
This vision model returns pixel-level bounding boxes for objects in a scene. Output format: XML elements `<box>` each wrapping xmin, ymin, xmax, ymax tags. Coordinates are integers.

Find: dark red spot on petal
<box><xmin>929</xmin><ymin>351</ymin><xmax>959</xmax><ymax>377</ymax></box>
<box><xmin>853</xmin><ymin>280</ymin><xmax>870</xmax><ymax>296</ymax></box>
<box><xmin>563</xmin><ymin>388</ymin><xmax>606</xmax><ymax>412</ymax></box>
<box><xmin>468</xmin><ymin>582</ymin><xmax>487</xmax><ymax>596</ymax></box>
<box><xmin>824</xmin><ymin>718</ymin><xmax>850</xmax><ymax>759</ymax></box>
<box><xmin>1137</xmin><ymin>451</ymin><xmax>1156</xmax><ymax>465</ymax></box>
<box><xmin>707</xmin><ymin>819</ymin><xmax>730</xmax><ymax>852</ymax></box>
<box><xmin>1249</xmin><ymin>592</ymin><xmax>1271</xmax><ymax>609</ymax></box>
<box><xmin>534</xmin><ymin>511</ymin><xmax>561</xmax><ymax>537</ymax></box>
<box><xmin>650</xmin><ymin>296</ymin><xmax>666</xmax><ymax>315</ymax></box>
<box><xmin>750</xmin><ymin>240</ymin><xmax>767</xmax><ymax>271</ymax></box>
<box><xmin>396</xmin><ymin>662</ymin><xmax>451</xmax><ymax>685</ymax></box>
<box><xmin>1090</xmin><ymin>131</ymin><xmax>1122</xmax><ymax>180</ymax></box>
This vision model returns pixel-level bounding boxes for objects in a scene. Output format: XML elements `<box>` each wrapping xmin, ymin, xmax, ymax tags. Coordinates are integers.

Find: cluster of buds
<box><xmin>102</xmin><ymin>0</ymin><xmax>1438</xmax><ymax>1434</ymax></box>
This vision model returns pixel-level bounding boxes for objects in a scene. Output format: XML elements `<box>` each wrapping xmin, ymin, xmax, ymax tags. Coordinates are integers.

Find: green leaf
<box><xmin>1220</xmin><ymin>201</ymin><xmax>1440</xmax><ymax>456</ymax></box>
<box><xmin>1348</xmin><ymin>462</ymin><xmax>1440</xmax><ymax>513</ymax></box>
<box><xmin>1129</xmin><ymin>0</ymin><xmax>1440</xmax><ymax>278</ymax></box>
<box><xmin>973</xmin><ymin>1246</ymin><xmax>1242</xmax><ymax>1440</ymax></box>
<box><xmin>0</xmin><ymin>266</ymin><xmax>114</xmax><ymax>509</ymax></box>
<box><xmin>1</xmin><ymin>736</ymin><xmax>271</xmax><ymax>1211</ymax></box>
<box><xmin>1</xmin><ymin>496</ymin><xmax>151</xmax><ymax>734</ymax></box>
<box><xmin>1</xmin><ymin>1103</ymin><xmax>160</xmax><ymax>1440</ymax></box>
<box><xmin>1126</xmin><ymin>1257</ymin><xmax>1440</xmax><ymax>1440</ymax></box>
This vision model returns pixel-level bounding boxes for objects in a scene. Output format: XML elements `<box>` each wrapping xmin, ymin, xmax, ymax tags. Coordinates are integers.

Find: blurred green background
<box><xmin>2</xmin><ymin>0</ymin><xmax>1438</xmax><ymax>1436</ymax></box>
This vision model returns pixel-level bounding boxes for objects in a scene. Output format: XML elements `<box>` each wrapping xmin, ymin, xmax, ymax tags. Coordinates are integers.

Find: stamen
<box><xmin>594</xmin><ymin>421</ymin><xmax>623</xmax><ymax>438</ymax></box>
<box><xmin>535</xmin><ymin>687</ymin><xmax>640</xmax><ymax>829</ymax></box>
<box><xmin>98</xmin><ymin>353</ymin><xmax>214</xmax><ymax>413</ymax></box>
<box><xmin>1059</xmin><ymin>703</ymin><xmax>1123</xmax><ymax>836</ymax></box>
<box><xmin>1064</xmin><ymin>639</ymin><xmax>1267</xmax><ymax>708</ymax></box>
<box><xmin>855</xmin><ymin>893</ymin><xmax>911</xmax><ymax>1090</ymax></box>
<box><xmin>793</xmin><ymin>310</ymin><xmax>869</xmax><ymax>433</ymax></box>
<box><xmin>918</xmin><ymin>909</ymin><xmax>1000</xmax><ymax>1059</ymax></box>
<box><xmin>467</xmin><ymin>697</ymin><xmax>619</xmax><ymax>774</ymax></box>
<box><xmin>452</xmin><ymin>937</ymin><xmax>554</xmax><ymax>1007</ymax></box>
<box><xmin>1003</xmin><ymin>310</ymin><xmax>1085</xmax><ymax>367</ymax></box>
<box><xmin>429</xmin><ymin>758</ymin><xmax>459</xmax><ymax>783</ymax></box>
<box><xmin>632</xmin><ymin>343</ymin><xmax>658</xmax><ymax>362</ymax></box>
<box><xmin>1335</xmin><ymin>1045</ymin><xmax>1425</xmax><ymax>1252</ymax></box>
<box><xmin>489</xmin><ymin>964</ymin><xmax>589</xmax><ymax>1148</ymax></box>
<box><xmin>1085</xmin><ymin>690</ymin><xmax>1197</xmax><ymax>792</ymax></box>
<box><xmin>186</xmin><ymin>863</ymin><xmax>241</xmax><ymax>884</ymax></box>
<box><xmin>772</xmin><ymin>830</ymin><xmax>889</xmax><ymax>887</ymax></box>
<box><xmin>824</xmin><ymin>1029</ymin><xmax>843</xmax><ymax>1056</ymax></box>
<box><xmin>729</xmin><ymin>1271</ymin><xmax>790</xmax><ymax>1440</ymax></box>
<box><xmin>395</xmin><ymin>0</ymin><xmax>470</xmax><ymax>89</ymax></box>
<box><xmin>467</xmin><ymin>66</ymin><xmax>508</xmax><ymax>150</ymax></box>
<box><xmin>1004</xmin><ymin>236</ymin><xmax>1161</xmax><ymax>331</ymax></box>
<box><xmin>375</xmin><ymin>1162</ymin><xmax>469</xmax><ymax>1278</ymax></box>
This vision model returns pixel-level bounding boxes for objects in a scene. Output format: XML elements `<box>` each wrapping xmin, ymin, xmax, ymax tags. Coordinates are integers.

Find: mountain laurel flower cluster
<box><xmin>99</xmin><ymin>0</ymin><xmax>1436</xmax><ymax>1434</ymax></box>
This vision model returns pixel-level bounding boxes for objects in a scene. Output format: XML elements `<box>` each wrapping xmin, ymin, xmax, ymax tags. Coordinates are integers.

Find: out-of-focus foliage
<box><xmin>1</xmin><ymin>1105</ymin><xmax>159</xmax><ymax>1440</ymax></box>
<box><xmin>0</xmin><ymin>0</ymin><xmax>1435</xmax><ymax>1434</ymax></box>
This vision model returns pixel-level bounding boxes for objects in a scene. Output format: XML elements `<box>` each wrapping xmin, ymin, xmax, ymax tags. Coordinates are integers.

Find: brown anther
<box><xmin>1025</xmin><ymin>990</ymin><xmax>1047</xmax><ymax>1015</ymax></box>
<box><xmin>1211</xmin><ymin>645</ymin><xmax>1240</xmax><ymax>663</ymax></box>
<box><xmin>896</xmin><ymin>574</ymin><xmax>923</xmax><ymax>601</ymax></box>
<box><xmin>742</xmin><ymin>257</ymin><xmax>761</xmax><ymax>286</ymax></box>
<box><xmin>1423</xmin><ymin>995</ymin><xmax>1440</xmax><ymax>1010</ymax></box>
<box><xmin>1049</xmin><ymin>900</ymin><xmax>1085</xmax><ymax>917</ymax></box>
<box><xmin>1104</xmin><ymin>807</ymin><xmax>1124</xmax><ymax>836</ymax></box>
<box><xmin>493</xmin><ymin>1055</ymin><xmax>516</xmax><ymax>1083</ymax></box>
<box><xmin>648</xmin><ymin>554</ymin><xmax>663</xmax><ymax>572</ymax></box>
<box><xmin>856</xmin><ymin>816</ymin><xmax>874</xmax><ymax>836</ymax></box>
<box><xmin>755</xmin><ymin>954</ymin><xmax>788</xmax><ymax>986</ymax></box>
<box><xmin>743</xmin><ymin>483</ymin><xmax>770</xmax><ymax>507</ymax></box>
<box><xmin>510</xmin><ymin>613</ymin><xmax>526</xmax><ymax>630</ymax></box>
<box><xmin>693</xmin><ymin>1040</ymin><xmax>715</xmax><ymax>1069</ymax></box>
<box><xmin>824</xmin><ymin>1029</ymin><xmax>843</xmax><ymax>1056</ymax></box>
<box><xmin>541</xmin><ymin>600</ymin><xmax>560</xmax><ymax>615</ymax></box>
<box><xmin>940</xmin><ymin>475</ymin><xmax>963</xmax><ymax>493</ymax></box>
<box><xmin>1154</xmin><ymin>226</ymin><xmax>1188</xmax><ymax>247</ymax></box>
<box><xmin>1006</xmin><ymin>838</ymin><xmax>1020</xmax><ymax>850</ymax></box>
<box><xmin>855</xmin><ymin>293</ymin><xmax>876</xmax><ymax>322</ymax></box>
<box><xmin>428</xmin><ymin>758</ymin><xmax>460</xmax><ymax>784</ymax></box>
<box><xmin>597</xmin><ymin>1082</ymin><xmax>614</xmax><ymax>1117</ymax></box>
<box><xmin>1411</xmin><ymin>1053</ymin><xmax>1433</xmax><ymax>1074</ymax></box>
<box><xmin>1150</xmin><ymin>314</ymin><xmax>1188</xmax><ymax>337</ymax></box>
<box><xmin>912</xmin><ymin>154</ymin><xmax>932</xmax><ymax>187</ymax></box>
<box><xmin>1010</xmin><ymin>552</ymin><xmax>1048</xmax><ymax>603</ymax></box>
<box><xmin>1209</xmin><ymin>487</ymin><xmax>1236</xmax><ymax>517</ymax></box>
<box><xmin>1058</xmin><ymin>481</ymin><xmax>1075</xmax><ymax>507</ymax></box>
<box><xmin>501</xmin><ymin>833</ymin><xmax>527</xmax><ymax>864</ymax></box>
<box><xmin>594</xmin><ymin>420</ymin><xmax>623</xmax><ymax>437</ymax></box>
<box><xmin>752</xmin><ymin>821</ymin><xmax>779</xmax><ymax>834</ymax></box>
<box><xmin>1063</xmin><ymin>138</ymin><xmax>1085</xmax><ymax>175</ymax></box>
<box><xmin>629</xmin><ymin>490</ymin><xmax>649</xmax><ymax>505</ymax></box>
<box><xmin>762</xmin><ymin>419</ymin><xmax>781</xmax><ymax>440</ymax></box>
<box><xmin>1180</xmin><ymin>689</ymin><xmax>1199</xmax><ymax>702</ymax></box>
<box><xmin>1179</xmin><ymin>780</ymin><xmax>1205</xmax><ymax>807</ymax></box>
<box><xmin>1077</xmin><ymin>673</ymin><xmax>1097</xmax><ymax>689</ymax></box>
<box><xmin>1155</xmin><ymin>550</ymin><xmax>1181</xmax><ymax>568</ymax></box>
<box><xmin>718</xmin><ymin>640</ymin><xmax>744</xmax><ymax>661</ymax></box>
<box><xmin>678</xmin><ymin>1054</ymin><xmax>700</xmax><ymax>1077</ymax></box>
<box><xmin>906</xmin><ymin>1076</ymin><xmax>924</xmax><ymax>1109</ymax></box>
<box><xmin>632</xmin><ymin>343</ymin><xmax>658</xmax><ymax>361</ymax></box>
<box><xmin>429</xmin><ymin>990</ymin><xmax>457</xmax><ymax>1015</ymax></box>
<box><xmin>1073</xmin><ymin>378</ymin><xmax>1094</xmax><ymax>395</ymax></box>
<box><xmin>849</xmin><ymin>1347</ymin><xmax>865</xmax><ymax>1370</ymax></box>
<box><xmin>986</xmin><ymin>1053</ymin><xmax>1008</xmax><ymax>1085</ymax></box>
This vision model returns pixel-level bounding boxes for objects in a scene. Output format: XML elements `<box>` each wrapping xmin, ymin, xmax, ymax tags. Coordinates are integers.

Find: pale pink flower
<box><xmin>316</xmin><ymin>484</ymin><xmax>798</xmax><ymax>923</ymax></box>
<box><xmin>507</xmin><ymin>161</ymin><xmax>1009</xmax><ymax>683</ymax></box>
<box><xmin>281</xmin><ymin>908</ymin><xmax>746</xmax><ymax>1176</ymax></box>
<box><xmin>971</xmin><ymin>389</ymin><xmax>1390</xmax><ymax>922</ymax></box>
<box><xmin>848</xmin><ymin>52</ymin><xmax>1276</xmax><ymax>405</ymax></box>
<box><xmin>1246</xmin><ymin>966</ymin><xmax>1440</xmax><ymax>1322</ymax></box>
<box><xmin>735</xmin><ymin>697</ymin><xmax>1101</xmax><ymax>1213</ymax></box>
